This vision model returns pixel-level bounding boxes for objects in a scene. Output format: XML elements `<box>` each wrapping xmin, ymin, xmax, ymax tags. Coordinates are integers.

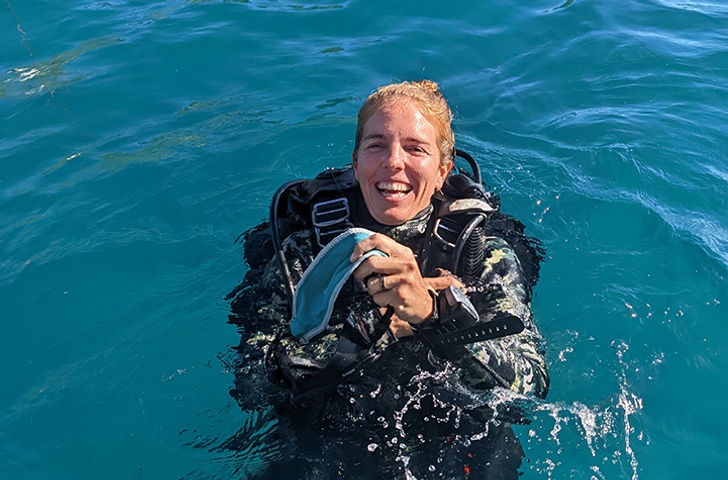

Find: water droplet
<box><xmin>367</xmin><ymin>443</ymin><xmax>379</xmax><ymax>452</ymax></box>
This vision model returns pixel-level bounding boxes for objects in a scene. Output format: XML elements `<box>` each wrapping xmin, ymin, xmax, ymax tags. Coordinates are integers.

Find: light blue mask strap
<box><xmin>290</xmin><ymin>228</ymin><xmax>385</xmax><ymax>342</ymax></box>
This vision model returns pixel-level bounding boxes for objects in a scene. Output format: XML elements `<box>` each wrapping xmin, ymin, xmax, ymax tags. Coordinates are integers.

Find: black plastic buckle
<box><xmin>312</xmin><ymin>197</ymin><xmax>352</xmax><ymax>248</ymax></box>
<box><xmin>433</xmin><ymin>216</ymin><xmax>461</xmax><ymax>250</ymax></box>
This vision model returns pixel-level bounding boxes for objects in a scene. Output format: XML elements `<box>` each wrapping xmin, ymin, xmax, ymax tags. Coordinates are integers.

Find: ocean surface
<box><xmin>2</xmin><ymin>0</ymin><xmax>727</xmax><ymax>478</ymax></box>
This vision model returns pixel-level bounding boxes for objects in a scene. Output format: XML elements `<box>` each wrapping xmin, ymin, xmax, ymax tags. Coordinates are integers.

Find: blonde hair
<box><xmin>354</xmin><ymin>80</ymin><xmax>455</xmax><ymax>166</ymax></box>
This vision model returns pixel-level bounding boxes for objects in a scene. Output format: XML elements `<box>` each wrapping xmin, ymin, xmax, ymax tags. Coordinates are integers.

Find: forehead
<box><xmin>362</xmin><ymin>100</ymin><xmax>436</xmax><ymax>139</ymax></box>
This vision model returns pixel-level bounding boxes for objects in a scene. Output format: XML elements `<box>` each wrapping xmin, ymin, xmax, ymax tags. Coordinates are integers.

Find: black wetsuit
<box><xmin>228</xmin><ymin>188</ymin><xmax>548</xmax><ymax>479</ymax></box>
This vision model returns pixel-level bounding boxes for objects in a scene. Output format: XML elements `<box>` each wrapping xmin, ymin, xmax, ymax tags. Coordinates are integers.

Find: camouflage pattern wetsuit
<box><xmin>228</xmin><ymin>196</ymin><xmax>549</xmax><ymax>480</ymax></box>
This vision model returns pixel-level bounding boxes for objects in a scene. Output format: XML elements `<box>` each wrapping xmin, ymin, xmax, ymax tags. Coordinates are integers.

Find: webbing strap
<box><xmin>420</xmin><ymin>314</ymin><xmax>524</xmax><ymax>348</ymax></box>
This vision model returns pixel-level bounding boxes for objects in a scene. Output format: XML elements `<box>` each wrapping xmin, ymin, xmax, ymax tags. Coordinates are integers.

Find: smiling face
<box><xmin>353</xmin><ymin>101</ymin><xmax>451</xmax><ymax>226</ymax></box>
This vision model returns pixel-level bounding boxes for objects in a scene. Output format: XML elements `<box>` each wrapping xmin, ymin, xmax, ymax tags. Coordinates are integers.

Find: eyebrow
<box><xmin>362</xmin><ymin>133</ymin><xmax>431</xmax><ymax>145</ymax></box>
<box><xmin>362</xmin><ymin>133</ymin><xmax>385</xmax><ymax>142</ymax></box>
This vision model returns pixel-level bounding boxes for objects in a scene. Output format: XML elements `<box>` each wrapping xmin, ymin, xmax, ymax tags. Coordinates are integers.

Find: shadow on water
<box><xmin>1</xmin><ymin>36</ymin><xmax>121</xmax><ymax>98</ymax></box>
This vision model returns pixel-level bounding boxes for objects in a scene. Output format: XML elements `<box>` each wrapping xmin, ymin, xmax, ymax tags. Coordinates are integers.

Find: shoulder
<box><xmin>481</xmin><ymin>236</ymin><xmax>524</xmax><ymax>276</ymax></box>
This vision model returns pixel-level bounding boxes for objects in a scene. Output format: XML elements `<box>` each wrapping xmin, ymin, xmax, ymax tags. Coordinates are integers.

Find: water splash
<box><xmin>518</xmin><ymin>341</ymin><xmax>646</xmax><ymax>479</ymax></box>
<box><xmin>385</xmin><ymin>362</ymin><xmax>526</xmax><ymax>478</ymax></box>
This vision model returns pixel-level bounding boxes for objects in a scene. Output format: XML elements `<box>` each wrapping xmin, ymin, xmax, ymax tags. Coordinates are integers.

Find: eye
<box><xmin>406</xmin><ymin>145</ymin><xmax>427</xmax><ymax>155</ymax></box>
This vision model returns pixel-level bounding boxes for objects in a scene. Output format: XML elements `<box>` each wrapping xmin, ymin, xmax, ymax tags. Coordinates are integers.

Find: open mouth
<box><xmin>376</xmin><ymin>182</ymin><xmax>412</xmax><ymax>199</ymax></box>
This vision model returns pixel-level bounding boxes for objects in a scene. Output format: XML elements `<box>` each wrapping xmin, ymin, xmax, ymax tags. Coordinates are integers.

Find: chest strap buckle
<box><xmin>312</xmin><ymin>197</ymin><xmax>352</xmax><ymax>248</ymax></box>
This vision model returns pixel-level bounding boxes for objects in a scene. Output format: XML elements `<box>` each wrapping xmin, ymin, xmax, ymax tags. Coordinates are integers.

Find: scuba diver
<box><xmin>227</xmin><ymin>80</ymin><xmax>549</xmax><ymax>479</ymax></box>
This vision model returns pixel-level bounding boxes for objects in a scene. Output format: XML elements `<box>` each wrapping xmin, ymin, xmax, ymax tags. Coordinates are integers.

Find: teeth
<box><xmin>376</xmin><ymin>182</ymin><xmax>411</xmax><ymax>193</ymax></box>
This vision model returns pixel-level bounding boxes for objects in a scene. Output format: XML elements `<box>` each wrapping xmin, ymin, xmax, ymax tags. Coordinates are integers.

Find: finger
<box><xmin>369</xmin><ymin>277</ymin><xmax>409</xmax><ymax>307</ymax></box>
<box><xmin>350</xmin><ymin>233</ymin><xmax>410</xmax><ymax>261</ymax></box>
<box><xmin>368</xmin><ymin>289</ymin><xmax>389</xmax><ymax>308</ymax></box>
<box><xmin>352</xmin><ymin>255</ymin><xmax>410</xmax><ymax>282</ymax></box>
<box><xmin>389</xmin><ymin>317</ymin><xmax>413</xmax><ymax>339</ymax></box>
<box><xmin>349</xmin><ymin>235</ymin><xmax>380</xmax><ymax>261</ymax></box>
<box><xmin>352</xmin><ymin>259</ymin><xmax>375</xmax><ymax>283</ymax></box>
<box><xmin>365</xmin><ymin>274</ymin><xmax>389</xmax><ymax>294</ymax></box>
<box><xmin>425</xmin><ymin>275</ymin><xmax>463</xmax><ymax>291</ymax></box>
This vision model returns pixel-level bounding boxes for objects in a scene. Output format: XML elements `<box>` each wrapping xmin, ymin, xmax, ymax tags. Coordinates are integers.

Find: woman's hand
<box><xmin>350</xmin><ymin>233</ymin><xmax>463</xmax><ymax>336</ymax></box>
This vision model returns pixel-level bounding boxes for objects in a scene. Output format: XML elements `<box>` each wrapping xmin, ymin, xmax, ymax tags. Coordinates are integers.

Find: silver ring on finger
<box><xmin>379</xmin><ymin>275</ymin><xmax>387</xmax><ymax>292</ymax></box>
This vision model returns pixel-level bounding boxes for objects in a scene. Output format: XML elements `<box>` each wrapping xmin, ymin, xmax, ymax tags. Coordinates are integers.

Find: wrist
<box><xmin>410</xmin><ymin>287</ymin><xmax>439</xmax><ymax>333</ymax></box>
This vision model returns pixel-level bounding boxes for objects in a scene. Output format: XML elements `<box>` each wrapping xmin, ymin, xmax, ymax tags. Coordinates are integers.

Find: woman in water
<box><xmin>228</xmin><ymin>80</ymin><xmax>549</xmax><ymax>479</ymax></box>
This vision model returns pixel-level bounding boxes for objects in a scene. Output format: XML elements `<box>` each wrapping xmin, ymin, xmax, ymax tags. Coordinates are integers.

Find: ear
<box><xmin>436</xmin><ymin>160</ymin><xmax>453</xmax><ymax>190</ymax></box>
<box><xmin>352</xmin><ymin>150</ymin><xmax>360</xmax><ymax>180</ymax></box>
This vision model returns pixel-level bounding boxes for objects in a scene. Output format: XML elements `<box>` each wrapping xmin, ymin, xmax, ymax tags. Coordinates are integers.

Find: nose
<box><xmin>383</xmin><ymin>144</ymin><xmax>406</xmax><ymax>169</ymax></box>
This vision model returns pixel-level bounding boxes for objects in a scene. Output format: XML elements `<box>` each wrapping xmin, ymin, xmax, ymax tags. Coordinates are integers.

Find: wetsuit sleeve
<box><xmin>445</xmin><ymin>236</ymin><xmax>549</xmax><ymax>399</ymax></box>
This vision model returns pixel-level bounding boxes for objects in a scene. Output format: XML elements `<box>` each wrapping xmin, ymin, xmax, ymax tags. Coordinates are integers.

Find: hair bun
<box><xmin>414</xmin><ymin>79</ymin><xmax>440</xmax><ymax>94</ymax></box>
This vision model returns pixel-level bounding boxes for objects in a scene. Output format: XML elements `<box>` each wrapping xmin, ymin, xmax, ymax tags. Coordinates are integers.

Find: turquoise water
<box><xmin>2</xmin><ymin>0</ymin><xmax>727</xmax><ymax>478</ymax></box>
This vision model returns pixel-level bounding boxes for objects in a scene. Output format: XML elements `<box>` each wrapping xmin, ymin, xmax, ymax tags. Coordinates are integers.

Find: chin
<box><xmin>371</xmin><ymin>209</ymin><xmax>411</xmax><ymax>226</ymax></box>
